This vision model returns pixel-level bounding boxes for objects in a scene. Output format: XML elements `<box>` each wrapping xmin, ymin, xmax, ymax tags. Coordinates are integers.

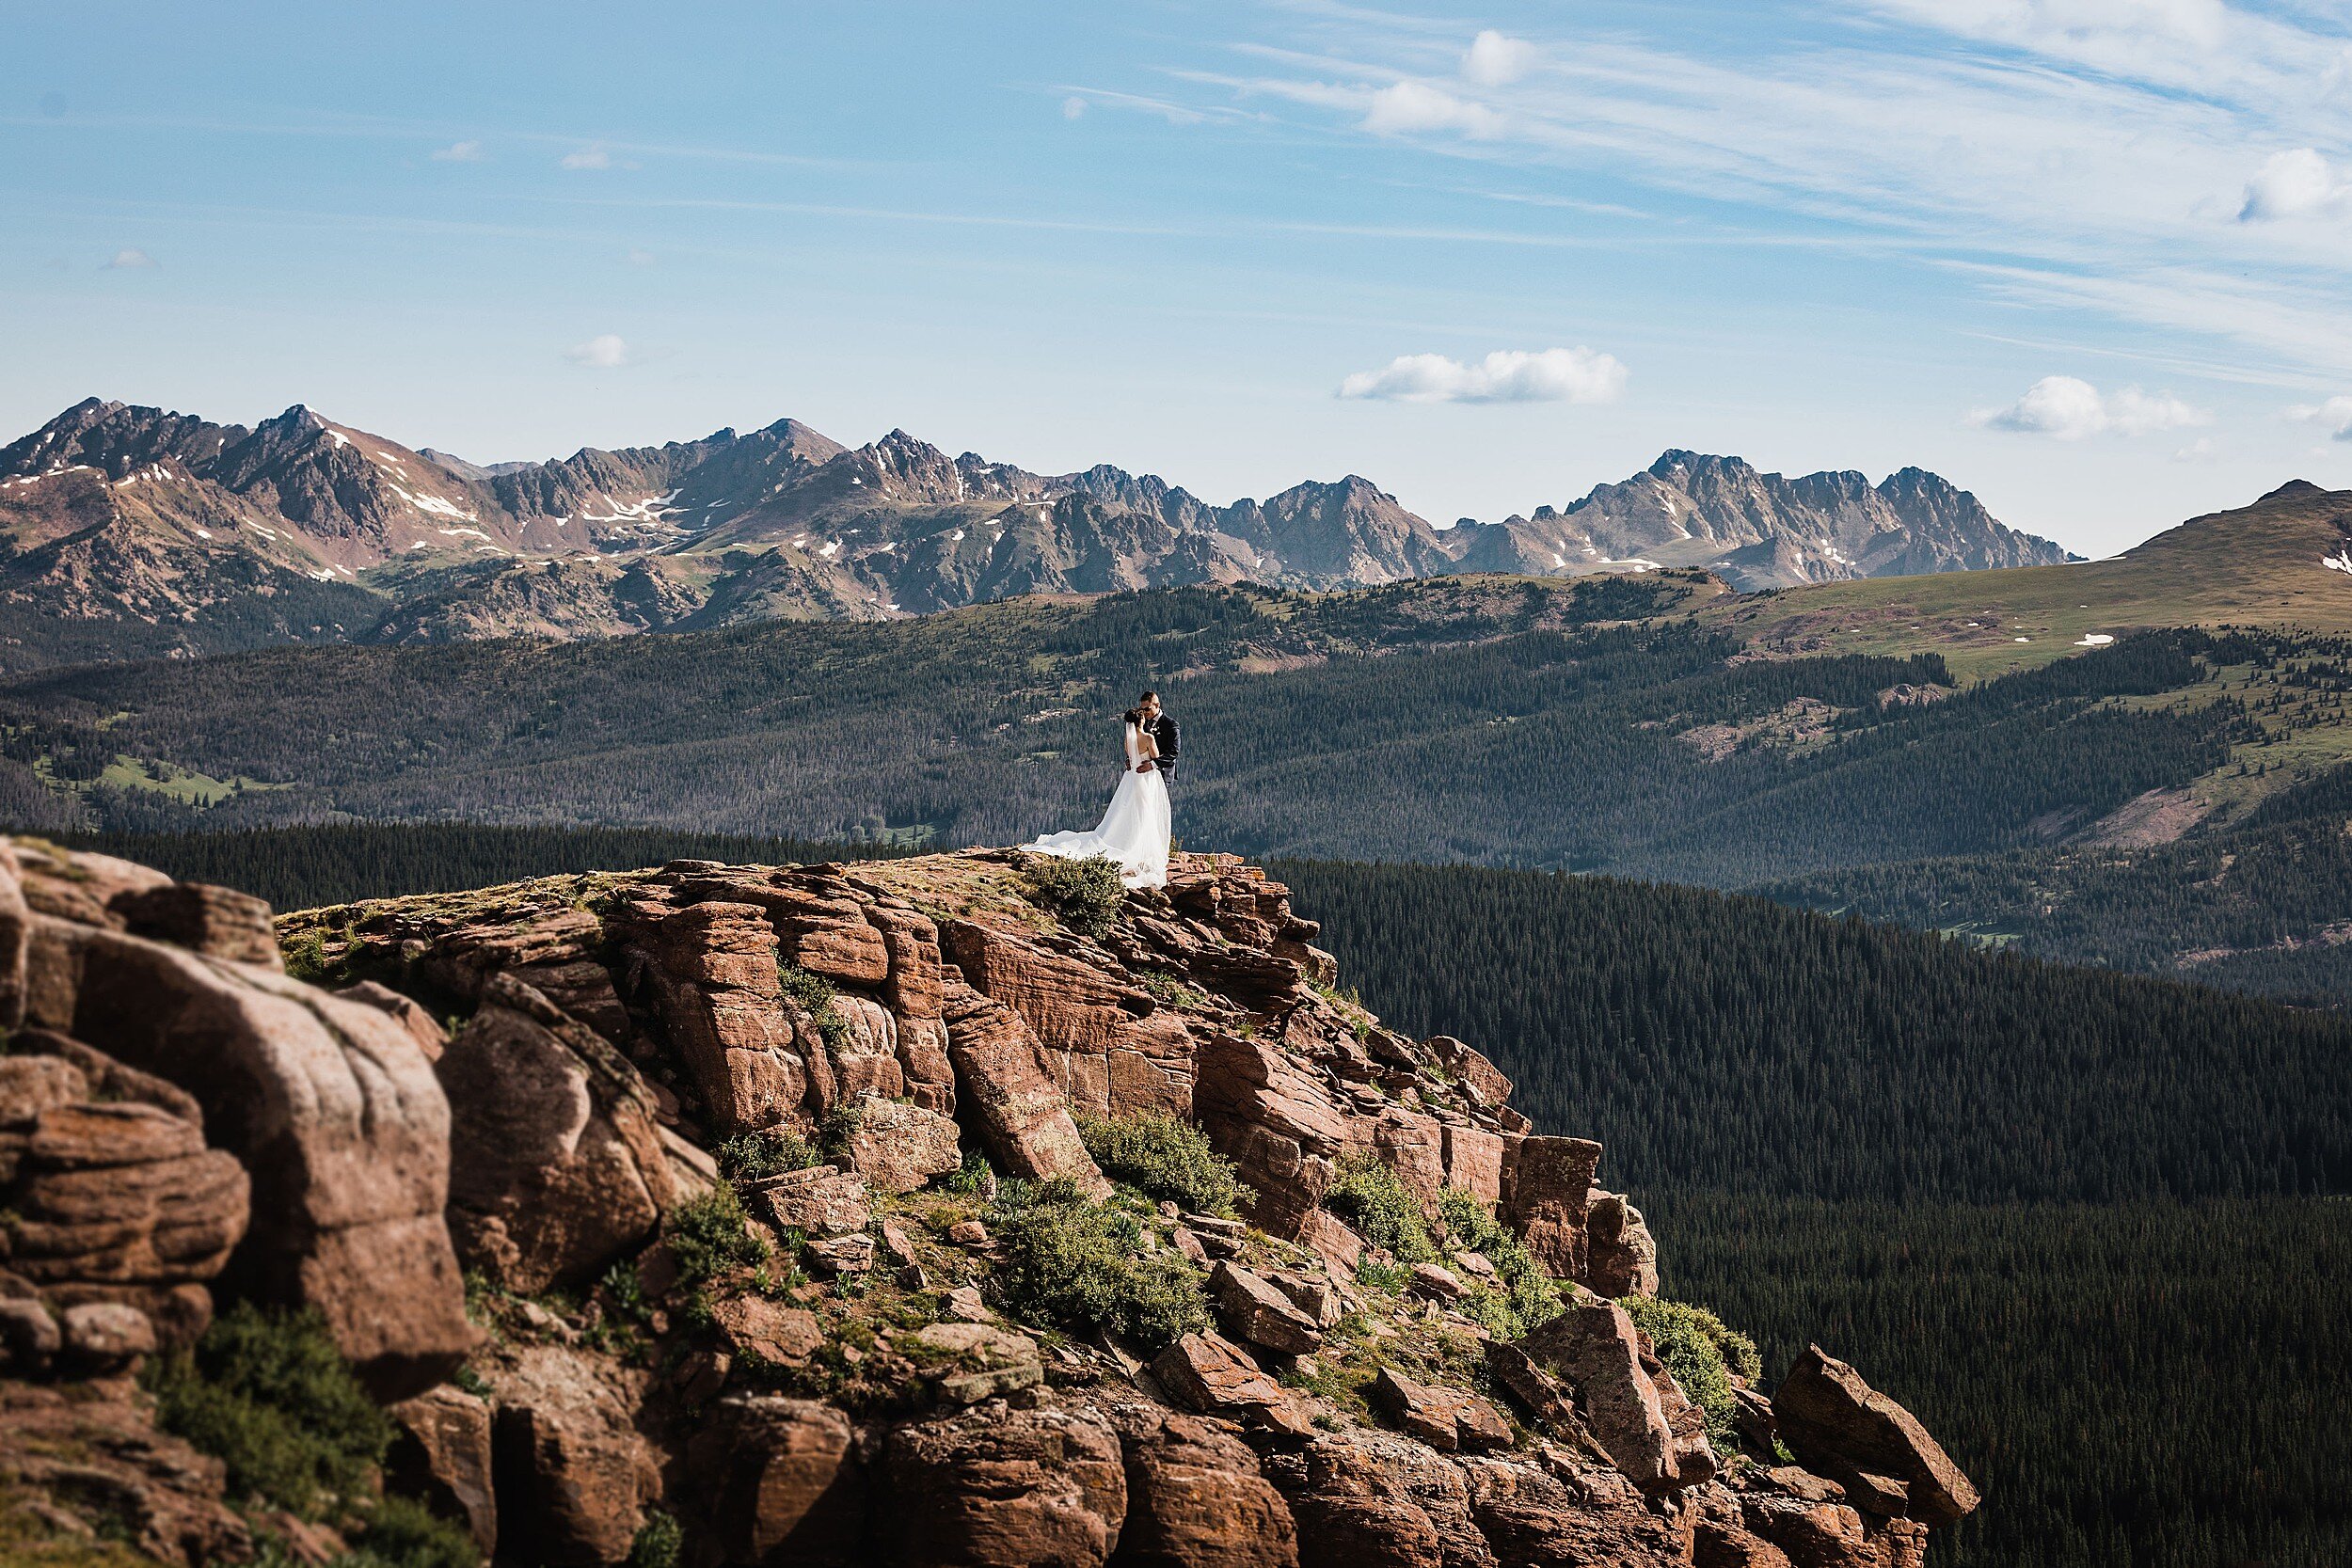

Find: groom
<box><xmin>1136</xmin><ymin>689</ymin><xmax>1180</xmax><ymax>784</ymax></box>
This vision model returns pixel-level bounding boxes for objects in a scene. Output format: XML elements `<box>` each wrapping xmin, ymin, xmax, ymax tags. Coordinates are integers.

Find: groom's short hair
<box><xmin>1139</xmin><ymin>689</ymin><xmax>1160</xmax><ymax>703</ymax></box>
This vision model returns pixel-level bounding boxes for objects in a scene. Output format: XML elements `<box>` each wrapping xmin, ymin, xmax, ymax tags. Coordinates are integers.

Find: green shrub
<box><xmin>993</xmin><ymin>1180</ymin><xmax>1209</xmax><ymax>1348</ymax></box>
<box><xmin>1026</xmin><ymin>856</ymin><xmax>1127</xmax><ymax>938</ymax></box>
<box><xmin>1437</xmin><ymin>1188</ymin><xmax>1563</xmax><ymax>1339</ymax></box>
<box><xmin>665</xmin><ymin>1186</ymin><xmax>769</xmax><ymax>1287</ymax></box>
<box><xmin>1622</xmin><ymin>1295</ymin><xmax>1759</xmax><ymax>1452</ymax></box>
<box><xmin>715</xmin><ymin>1127</ymin><xmax>819</xmax><ymax>1182</ymax></box>
<box><xmin>346</xmin><ymin>1495</ymin><xmax>481</xmax><ymax>1568</ymax></box>
<box><xmin>627</xmin><ymin>1510</ymin><xmax>683</xmax><ymax>1568</ymax></box>
<box><xmin>943</xmin><ymin>1146</ymin><xmax>996</xmax><ymax>1196</ymax></box>
<box><xmin>1322</xmin><ymin>1153</ymin><xmax>1436</xmax><ymax>1264</ymax></box>
<box><xmin>1077</xmin><ymin>1113</ymin><xmax>1249</xmax><ymax>1217</ymax></box>
<box><xmin>146</xmin><ymin>1303</ymin><xmax>391</xmax><ymax>1518</ymax></box>
<box><xmin>777</xmin><ymin>964</ymin><xmax>850</xmax><ymax>1055</ymax></box>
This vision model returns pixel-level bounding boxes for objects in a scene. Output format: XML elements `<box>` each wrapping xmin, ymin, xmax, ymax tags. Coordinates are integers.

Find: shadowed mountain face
<box><xmin>0</xmin><ymin>397</ymin><xmax>2068</xmax><ymax>670</ymax></box>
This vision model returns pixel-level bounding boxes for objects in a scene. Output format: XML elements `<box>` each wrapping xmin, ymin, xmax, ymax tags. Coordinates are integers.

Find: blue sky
<box><xmin>6</xmin><ymin>0</ymin><xmax>2351</xmax><ymax>557</ymax></box>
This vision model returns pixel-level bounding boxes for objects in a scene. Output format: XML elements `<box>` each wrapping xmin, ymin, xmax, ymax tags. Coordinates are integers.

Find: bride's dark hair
<box><xmin>1121</xmin><ymin>705</ymin><xmax>1146</xmax><ymax>728</ymax></box>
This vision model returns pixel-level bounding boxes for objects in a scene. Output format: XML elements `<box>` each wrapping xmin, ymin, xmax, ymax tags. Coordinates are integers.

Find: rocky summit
<box><xmin>0</xmin><ymin>839</ymin><xmax>1974</xmax><ymax>1566</ymax></box>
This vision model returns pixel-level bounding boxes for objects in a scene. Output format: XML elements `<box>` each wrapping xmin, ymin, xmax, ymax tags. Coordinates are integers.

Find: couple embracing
<box><xmin>1025</xmin><ymin>689</ymin><xmax>1180</xmax><ymax>889</ymax></box>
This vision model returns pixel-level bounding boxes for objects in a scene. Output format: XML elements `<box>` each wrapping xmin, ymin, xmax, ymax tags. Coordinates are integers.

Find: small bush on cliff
<box><xmin>1077</xmin><ymin>1113</ymin><xmax>1250</xmax><ymax>1217</ymax></box>
<box><xmin>1025</xmin><ymin>855</ymin><xmax>1126</xmax><ymax>938</ymax></box>
<box><xmin>347</xmin><ymin>1496</ymin><xmax>482</xmax><ymax>1568</ymax></box>
<box><xmin>777</xmin><ymin>963</ymin><xmax>850</xmax><ymax>1055</ymax></box>
<box><xmin>1438</xmin><ymin>1187</ymin><xmax>1562</xmax><ymax>1338</ymax></box>
<box><xmin>1323</xmin><ymin>1153</ymin><xmax>1436</xmax><ymax>1265</ymax></box>
<box><xmin>1622</xmin><ymin>1295</ymin><xmax>1759</xmax><ymax>1453</ymax></box>
<box><xmin>665</xmin><ymin>1185</ymin><xmax>770</xmax><ymax>1287</ymax></box>
<box><xmin>146</xmin><ymin>1303</ymin><xmax>390</xmax><ymax>1517</ymax></box>
<box><xmin>715</xmin><ymin>1126</ymin><xmax>820</xmax><ymax>1182</ymax></box>
<box><xmin>992</xmin><ymin>1178</ymin><xmax>1210</xmax><ymax>1348</ymax></box>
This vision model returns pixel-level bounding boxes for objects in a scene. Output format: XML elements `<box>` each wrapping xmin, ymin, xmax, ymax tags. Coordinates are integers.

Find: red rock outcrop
<box><xmin>7</xmin><ymin>843</ymin><xmax>470</xmax><ymax>1397</ymax></box>
<box><xmin>1772</xmin><ymin>1345</ymin><xmax>1979</xmax><ymax>1526</ymax></box>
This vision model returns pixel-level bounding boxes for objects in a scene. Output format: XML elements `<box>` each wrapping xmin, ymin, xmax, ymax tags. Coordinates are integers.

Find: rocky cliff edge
<box><xmin>0</xmin><ymin>842</ymin><xmax>1975</xmax><ymax>1567</ymax></box>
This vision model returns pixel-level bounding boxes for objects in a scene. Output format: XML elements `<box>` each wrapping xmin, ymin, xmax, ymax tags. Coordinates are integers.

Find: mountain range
<box><xmin>0</xmin><ymin>396</ymin><xmax>2070</xmax><ymax>669</ymax></box>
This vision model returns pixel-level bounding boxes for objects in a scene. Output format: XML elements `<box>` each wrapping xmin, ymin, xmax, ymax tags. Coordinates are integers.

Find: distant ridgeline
<box><xmin>0</xmin><ymin>588</ymin><xmax>2262</xmax><ymax>885</ymax></box>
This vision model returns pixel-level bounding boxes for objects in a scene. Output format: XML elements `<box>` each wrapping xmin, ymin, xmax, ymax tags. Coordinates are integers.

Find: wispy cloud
<box><xmin>1172</xmin><ymin>4</ymin><xmax>2352</xmax><ymax>378</ymax></box>
<box><xmin>564</xmin><ymin>333</ymin><xmax>629</xmax><ymax>368</ymax></box>
<box><xmin>1339</xmin><ymin>346</ymin><xmax>1627</xmax><ymax>404</ymax></box>
<box><xmin>561</xmin><ymin>145</ymin><xmax>613</xmax><ymax>170</ymax></box>
<box><xmin>1971</xmin><ymin>375</ymin><xmax>2209</xmax><ymax>439</ymax></box>
<box><xmin>102</xmin><ymin>247</ymin><xmax>154</xmax><ymax>269</ymax></box>
<box><xmin>430</xmin><ymin>139</ymin><xmax>485</xmax><ymax>163</ymax></box>
<box><xmin>2289</xmin><ymin>395</ymin><xmax>2352</xmax><ymax>441</ymax></box>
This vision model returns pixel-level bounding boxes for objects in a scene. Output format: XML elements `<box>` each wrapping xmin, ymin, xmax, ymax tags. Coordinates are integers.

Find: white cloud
<box><xmin>1062</xmin><ymin>95</ymin><xmax>1088</xmax><ymax>120</ymax></box>
<box><xmin>1362</xmin><ymin>81</ymin><xmax>1505</xmax><ymax>138</ymax></box>
<box><xmin>561</xmin><ymin>145</ymin><xmax>613</xmax><ymax>170</ymax></box>
<box><xmin>1462</xmin><ymin>30</ymin><xmax>1540</xmax><ymax>87</ymax></box>
<box><xmin>430</xmin><ymin>139</ymin><xmax>485</xmax><ymax>163</ymax></box>
<box><xmin>565</xmin><ymin>333</ymin><xmax>629</xmax><ymax>369</ymax></box>
<box><xmin>1972</xmin><ymin>374</ymin><xmax>2210</xmax><ymax>438</ymax></box>
<box><xmin>102</xmin><ymin>248</ymin><xmax>154</xmax><ymax>269</ymax></box>
<box><xmin>1183</xmin><ymin>3</ymin><xmax>2352</xmax><ymax>377</ymax></box>
<box><xmin>1339</xmin><ymin>347</ymin><xmax>1628</xmax><ymax>404</ymax></box>
<box><xmin>2173</xmin><ymin>436</ymin><xmax>2217</xmax><ymax>462</ymax></box>
<box><xmin>624</xmin><ymin>247</ymin><xmax>656</xmax><ymax>268</ymax></box>
<box><xmin>2239</xmin><ymin>149</ymin><xmax>2349</xmax><ymax>221</ymax></box>
<box><xmin>2289</xmin><ymin>395</ymin><xmax>2352</xmax><ymax>442</ymax></box>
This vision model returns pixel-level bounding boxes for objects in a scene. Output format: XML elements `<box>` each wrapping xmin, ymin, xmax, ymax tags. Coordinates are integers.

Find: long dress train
<box><xmin>1024</xmin><ymin>722</ymin><xmax>1171</xmax><ymax>889</ymax></box>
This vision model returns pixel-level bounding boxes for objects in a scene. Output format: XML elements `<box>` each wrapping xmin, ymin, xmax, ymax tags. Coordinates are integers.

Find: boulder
<box><xmin>21</xmin><ymin>918</ymin><xmax>471</xmax><ymax>1396</ymax></box>
<box><xmin>0</xmin><ymin>1049</ymin><xmax>248</xmax><ymax>1347</ymax></box>
<box><xmin>1369</xmin><ymin>1366</ymin><xmax>1510</xmax><ymax>1454</ymax></box>
<box><xmin>109</xmin><ymin>882</ymin><xmax>282</xmax><ymax>970</ymax></box>
<box><xmin>1583</xmin><ymin>1190</ymin><xmax>1660</xmax><ymax>1299</ymax></box>
<box><xmin>836</xmin><ymin>1095</ymin><xmax>963</xmax><ymax>1194</ymax></box>
<box><xmin>1459</xmin><ymin>1455</ymin><xmax>1692</xmax><ymax>1568</ymax></box>
<box><xmin>1152</xmin><ymin>1333</ymin><xmax>1312</xmax><ymax>1437</ymax></box>
<box><xmin>58</xmin><ymin>1301</ymin><xmax>157</xmax><ymax>1371</ymax></box>
<box><xmin>747</xmin><ymin>1165</ymin><xmax>872</xmax><ymax>1237</ymax></box>
<box><xmin>885</xmin><ymin>1401</ymin><xmax>1128</xmax><ymax>1568</ymax></box>
<box><xmin>0</xmin><ymin>1299</ymin><xmax>62</xmax><ymax>1371</ymax></box>
<box><xmin>1772</xmin><ymin>1345</ymin><xmax>1979</xmax><ymax>1525</ymax></box>
<box><xmin>914</xmin><ymin>1321</ymin><xmax>1046</xmax><ymax>1402</ymax></box>
<box><xmin>488</xmin><ymin>1345</ymin><xmax>660</xmax><ymax>1566</ymax></box>
<box><xmin>711</xmin><ymin>1296</ymin><xmax>824</xmax><ymax>1367</ymax></box>
<box><xmin>1481</xmin><ymin>1340</ymin><xmax>1609</xmax><ymax>1462</ymax></box>
<box><xmin>1500</xmin><ymin>1137</ymin><xmax>1602</xmax><ymax>1279</ymax></box>
<box><xmin>437</xmin><ymin>991</ymin><xmax>671</xmax><ymax>1293</ymax></box>
<box><xmin>939</xmin><ymin>974</ymin><xmax>1109</xmax><ymax>1193</ymax></box>
<box><xmin>1522</xmin><ymin>1303</ymin><xmax>1679</xmax><ymax>1491</ymax></box>
<box><xmin>1104</xmin><ymin>1402</ymin><xmax>1300</xmax><ymax>1568</ymax></box>
<box><xmin>1210</xmin><ymin>1261</ymin><xmax>1324</xmax><ymax>1355</ymax></box>
<box><xmin>687</xmin><ymin>1395</ymin><xmax>863</xmax><ymax>1566</ymax></box>
<box><xmin>387</xmin><ymin>1386</ymin><xmax>498</xmax><ymax>1552</ymax></box>
<box><xmin>1191</xmin><ymin>1033</ymin><xmax>1348</xmax><ymax>1241</ymax></box>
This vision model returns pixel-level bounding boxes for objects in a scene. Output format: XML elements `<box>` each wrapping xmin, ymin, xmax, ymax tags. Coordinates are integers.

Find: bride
<box><xmin>1025</xmin><ymin>705</ymin><xmax>1171</xmax><ymax>888</ymax></box>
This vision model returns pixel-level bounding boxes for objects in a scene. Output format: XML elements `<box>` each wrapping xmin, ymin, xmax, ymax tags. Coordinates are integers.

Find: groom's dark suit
<box><xmin>1142</xmin><ymin>712</ymin><xmax>1180</xmax><ymax>784</ymax></box>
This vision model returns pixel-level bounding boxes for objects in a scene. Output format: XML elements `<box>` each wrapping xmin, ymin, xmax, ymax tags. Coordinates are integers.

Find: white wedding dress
<box><xmin>1025</xmin><ymin>721</ymin><xmax>1171</xmax><ymax>889</ymax></box>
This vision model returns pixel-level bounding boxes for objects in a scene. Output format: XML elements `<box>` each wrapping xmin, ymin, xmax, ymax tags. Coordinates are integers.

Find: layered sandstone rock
<box><xmin>8</xmin><ymin>843</ymin><xmax>469</xmax><ymax>1397</ymax></box>
<box><xmin>1773</xmin><ymin>1345</ymin><xmax>1979</xmax><ymax>1526</ymax></box>
<box><xmin>0</xmin><ymin>841</ymin><xmax>1960</xmax><ymax>1568</ymax></box>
